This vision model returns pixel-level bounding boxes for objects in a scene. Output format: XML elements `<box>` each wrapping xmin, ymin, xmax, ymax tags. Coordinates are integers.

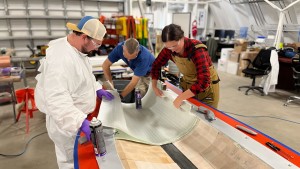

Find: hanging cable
<box><xmin>223</xmin><ymin>111</ymin><xmax>300</xmax><ymax>125</ymax></box>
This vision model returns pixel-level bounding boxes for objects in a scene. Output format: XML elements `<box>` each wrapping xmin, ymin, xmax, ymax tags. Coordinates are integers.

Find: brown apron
<box><xmin>171</xmin><ymin>46</ymin><xmax>220</xmax><ymax>108</ymax></box>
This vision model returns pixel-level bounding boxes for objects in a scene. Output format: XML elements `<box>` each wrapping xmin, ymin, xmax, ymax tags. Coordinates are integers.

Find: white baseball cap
<box><xmin>66</xmin><ymin>16</ymin><xmax>106</xmax><ymax>41</ymax></box>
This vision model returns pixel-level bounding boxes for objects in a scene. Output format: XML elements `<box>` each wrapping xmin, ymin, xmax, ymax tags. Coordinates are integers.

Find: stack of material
<box><xmin>226</xmin><ymin>40</ymin><xmax>249</xmax><ymax>75</ymax></box>
<box><xmin>0</xmin><ymin>48</ymin><xmax>14</xmax><ymax>76</ymax></box>
<box><xmin>217</xmin><ymin>48</ymin><xmax>233</xmax><ymax>72</ymax></box>
<box><xmin>218</xmin><ymin>40</ymin><xmax>250</xmax><ymax>75</ymax></box>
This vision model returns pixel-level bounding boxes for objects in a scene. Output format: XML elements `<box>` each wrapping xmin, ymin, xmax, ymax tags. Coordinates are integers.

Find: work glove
<box><xmin>80</xmin><ymin>119</ymin><xmax>91</xmax><ymax>141</ymax></box>
<box><xmin>96</xmin><ymin>89</ymin><xmax>114</xmax><ymax>101</ymax></box>
<box><xmin>0</xmin><ymin>67</ymin><xmax>11</xmax><ymax>76</ymax></box>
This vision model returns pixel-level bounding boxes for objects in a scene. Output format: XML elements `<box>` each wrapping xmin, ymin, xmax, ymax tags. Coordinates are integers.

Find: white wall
<box><xmin>131</xmin><ymin>0</ymin><xmax>300</xmax><ymax>45</ymax></box>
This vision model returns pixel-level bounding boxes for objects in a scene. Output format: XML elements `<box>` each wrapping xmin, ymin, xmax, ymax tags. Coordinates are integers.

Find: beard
<box><xmin>81</xmin><ymin>45</ymin><xmax>97</xmax><ymax>56</ymax></box>
<box><xmin>81</xmin><ymin>46</ymin><xmax>90</xmax><ymax>54</ymax></box>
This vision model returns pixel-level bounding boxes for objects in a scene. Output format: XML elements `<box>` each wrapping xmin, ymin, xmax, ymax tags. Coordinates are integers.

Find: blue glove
<box><xmin>80</xmin><ymin>119</ymin><xmax>91</xmax><ymax>141</ymax></box>
<box><xmin>96</xmin><ymin>89</ymin><xmax>114</xmax><ymax>101</ymax></box>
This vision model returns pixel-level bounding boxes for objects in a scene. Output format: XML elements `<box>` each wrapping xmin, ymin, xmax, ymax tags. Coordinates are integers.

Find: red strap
<box><xmin>87</xmin><ymin>98</ymin><xmax>101</xmax><ymax>121</ymax></box>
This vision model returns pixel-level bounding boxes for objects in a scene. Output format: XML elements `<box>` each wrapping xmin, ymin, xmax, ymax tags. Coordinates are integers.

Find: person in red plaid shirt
<box><xmin>151</xmin><ymin>24</ymin><xmax>220</xmax><ymax>108</ymax></box>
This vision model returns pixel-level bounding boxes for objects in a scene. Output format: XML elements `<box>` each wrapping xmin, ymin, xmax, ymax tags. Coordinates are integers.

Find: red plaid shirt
<box><xmin>151</xmin><ymin>37</ymin><xmax>213</xmax><ymax>94</ymax></box>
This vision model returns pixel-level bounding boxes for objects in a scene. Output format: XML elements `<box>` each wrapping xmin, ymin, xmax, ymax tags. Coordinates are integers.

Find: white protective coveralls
<box><xmin>259</xmin><ymin>50</ymin><xmax>279</xmax><ymax>95</ymax></box>
<box><xmin>35</xmin><ymin>37</ymin><xmax>101</xmax><ymax>169</ymax></box>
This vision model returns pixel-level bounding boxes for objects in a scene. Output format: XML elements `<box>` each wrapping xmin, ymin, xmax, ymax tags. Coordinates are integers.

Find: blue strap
<box><xmin>74</xmin><ymin>131</ymin><xmax>81</xmax><ymax>169</ymax></box>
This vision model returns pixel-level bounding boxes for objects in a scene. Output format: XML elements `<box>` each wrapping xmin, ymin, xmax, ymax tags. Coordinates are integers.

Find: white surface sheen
<box><xmin>98</xmin><ymin>87</ymin><xmax>199</xmax><ymax>145</ymax></box>
<box><xmin>88</xmin><ymin>55</ymin><xmax>126</xmax><ymax>67</ymax></box>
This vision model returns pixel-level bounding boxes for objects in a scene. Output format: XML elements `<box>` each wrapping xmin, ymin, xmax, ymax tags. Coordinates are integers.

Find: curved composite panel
<box><xmin>98</xmin><ymin>86</ymin><xmax>199</xmax><ymax>145</ymax></box>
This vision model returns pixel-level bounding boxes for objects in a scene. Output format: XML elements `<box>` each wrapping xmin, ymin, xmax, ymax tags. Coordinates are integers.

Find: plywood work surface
<box><xmin>116</xmin><ymin>140</ymin><xmax>180</xmax><ymax>169</ymax></box>
<box><xmin>173</xmin><ymin>119</ymin><xmax>271</xmax><ymax>169</ymax></box>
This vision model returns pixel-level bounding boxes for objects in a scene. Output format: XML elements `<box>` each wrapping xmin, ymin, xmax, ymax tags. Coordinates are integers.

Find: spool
<box><xmin>0</xmin><ymin>56</ymin><xmax>11</xmax><ymax>68</ymax></box>
<box><xmin>135</xmin><ymin>88</ymin><xmax>142</xmax><ymax>109</ymax></box>
<box><xmin>90</xmin><ymin>117</ymin><xmax>106</xmax><ymax>156</ymax></box>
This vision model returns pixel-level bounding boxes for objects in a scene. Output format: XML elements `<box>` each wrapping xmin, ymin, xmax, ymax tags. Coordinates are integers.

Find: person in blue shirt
<box><xmin>102</xmin><ymin>38</ymin><xmax>155</xmax><ymax>99</ymax></box>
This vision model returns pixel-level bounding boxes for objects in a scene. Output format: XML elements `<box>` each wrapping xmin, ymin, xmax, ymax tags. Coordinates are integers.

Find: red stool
<box><xmin>15</xmin><ymin>88</ymin><xmax>38</xmax><ymax>133</ymax></box>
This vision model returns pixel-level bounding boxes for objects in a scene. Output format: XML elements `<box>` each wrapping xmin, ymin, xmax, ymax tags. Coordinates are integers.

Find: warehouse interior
<box><xmin>1</xmin><ymin>0</ymin><xmax>300</xmax><ymax>169</ymax></box>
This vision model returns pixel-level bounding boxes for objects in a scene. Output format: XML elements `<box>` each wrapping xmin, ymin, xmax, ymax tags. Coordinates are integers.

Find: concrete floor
<box><xmin>0</xmin><ymin>70</ymin><xmax>300</xmax><ymax>169</ymax></box>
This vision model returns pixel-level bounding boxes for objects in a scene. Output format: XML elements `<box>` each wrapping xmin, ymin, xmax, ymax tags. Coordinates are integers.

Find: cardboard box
<box><xmin>226</xmin><ymin>61</ymin><xmax>239</xmax><ymax>75</ymax></box>
<box><xmin>217</xmin><ymin>59</ymin><xmax>227</xmax><ymax>72</ymax></box>
<box><xmin>240</xmin><ymin>51</ymin><xmax>259</xmax><ymax>60</ymax></box>
<box><xmin>229</xmin><ymin>52</ymin><xmax>240</xmax><ymax>63</ymax></box>
<box><xmin>220</xmin><ymin>48</ymin><xmax>233</xmax><ymax>60</ymax></box>
<box><xmin>285</xmin><ymin>43</ymin><xmax>297</xmax><ymax>51</ymax></box>
<box><xmin>294</xmin><ymin>42</ymin><xmax>300</xmax><ymax>51</ymax></box>
<box><xmin>234</xmin><ymin>40</ymin><xmax>248</xmax><ymax>53</ymax></box>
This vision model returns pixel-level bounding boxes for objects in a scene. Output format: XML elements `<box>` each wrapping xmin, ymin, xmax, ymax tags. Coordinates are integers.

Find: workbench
<box><xmin>74</xmin><ymin>81</ymin><xmax>300</xmax><ymax>169</ymax></box>
<box><xmin>0</xmin><ymin>75</ymin><xmax>21</xmax><ymax>122</ymax></box>
<box><xmin>11</xmin><ymin>56</ymin><xmax>43</xmax><ymax>87</ymax></box>
<box><xmin>92</xmin><ymin>66</ymin><xmax>127</xmax><ymax>75</ymax></box>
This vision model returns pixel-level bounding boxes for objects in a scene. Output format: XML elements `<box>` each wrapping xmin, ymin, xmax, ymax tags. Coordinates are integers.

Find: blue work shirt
<box><xmin>108</xmin><ymin>42</ymin><xmax>155</xmax><ymax>77</ymax></box>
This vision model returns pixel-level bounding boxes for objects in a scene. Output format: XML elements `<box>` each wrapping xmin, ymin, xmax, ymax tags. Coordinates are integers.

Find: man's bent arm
<box><xmin>121</xmin><ymin>75</ymin><xmax>140</xmax><ymax>98</ymax></box>
<box><xmin>102</xmin><ymin>58</ymin><xmax>113</xmax><ymax>84</ymax></box>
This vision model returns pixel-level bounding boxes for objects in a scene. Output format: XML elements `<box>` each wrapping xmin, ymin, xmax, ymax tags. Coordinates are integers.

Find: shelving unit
<box><xmin>102</xmin><ymin>17</ymin><xmax>121</xmax><ymax>46</ymax></box>
<box><xmin>0</xmin><ymin>0</ymin><xmax>126</xmax><ymax>57</ymax></box>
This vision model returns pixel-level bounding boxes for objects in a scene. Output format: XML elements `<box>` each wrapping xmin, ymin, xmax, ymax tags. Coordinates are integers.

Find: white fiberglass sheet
<box><xmin>98</xmin><ymin>87</ymin><xmax>199</xmax><ymax>145</ymax></box>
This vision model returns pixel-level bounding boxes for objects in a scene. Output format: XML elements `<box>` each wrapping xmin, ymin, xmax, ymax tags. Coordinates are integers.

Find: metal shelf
<box><xmin>132</xmin><ymin>0</ymin><xmax>206</xmax><ymax>4</ymax></box>
<box><xmin>0</xmin><ymin>0</ymin><xmax>126</xmax><ymax>57</ymax></box>
<box><xmin>0</xmin><ymin>28</ymin><xmax>67</xmax><ymax>31</ymax></box>
<box><xmin>0</xmin><ymin>36</ymin><xmax>62</xmax><ymax>41</ymax></box>
<box><xmin>0</xmin><ymin>15</ymin><xmax>84</xmax><ymax>19</ymax></box>
<box><xmin>96</xmin><ymin>0</ymin><xmax>125</xmax><ymax>2</ymax></box>
<box><xmin>229</xmin><ymin>0</ymin><xmax>280</xmax><ymax>4</ymax></box>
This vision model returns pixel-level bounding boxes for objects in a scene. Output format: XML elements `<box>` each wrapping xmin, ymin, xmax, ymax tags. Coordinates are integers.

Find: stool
<box><xmin>15</xmin><ymin>88</ymin><xmax>38</xmax><ymax>133</ymax></box>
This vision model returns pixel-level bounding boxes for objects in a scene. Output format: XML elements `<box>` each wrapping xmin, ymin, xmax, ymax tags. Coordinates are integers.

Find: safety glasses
<box><xmin>90</xmin><ymin>39</ymin><xmax>102</xmax><ymax>48</ymax></box>
<box><xmin>164</xmin><ymin>39</ymin><xmax>181</xmax><ymax>50</ymax></box>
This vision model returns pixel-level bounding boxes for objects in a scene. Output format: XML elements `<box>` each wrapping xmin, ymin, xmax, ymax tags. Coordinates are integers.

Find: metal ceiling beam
<box><xmin>229</xmin><ymin>0</ymin><xmax>279</xmax><ymax>4</ymax></box>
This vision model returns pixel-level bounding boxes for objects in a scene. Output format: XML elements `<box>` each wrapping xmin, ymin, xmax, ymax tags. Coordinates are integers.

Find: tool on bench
<box><xmin>197</xmin><ymin>106</ymin><xmax>216</xmax><ymax>122</ymax></box>
<box><xmin>266</xmin><ymin>142</ymin><xmax>294</xmax><ymax>160</ymax></box>
<box><xmin>236</xmin><ymin>125</ymin><xmax>258</xmax><ymax>135</ymax></box>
